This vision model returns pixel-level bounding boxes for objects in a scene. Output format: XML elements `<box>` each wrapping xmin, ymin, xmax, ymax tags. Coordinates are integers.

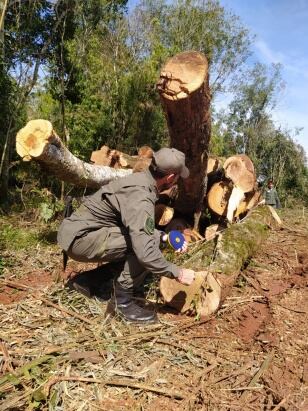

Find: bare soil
<box><xmin>0</xmin><ymin>207</ymin><xmax>307</xmax><ymax>410</ymax></box>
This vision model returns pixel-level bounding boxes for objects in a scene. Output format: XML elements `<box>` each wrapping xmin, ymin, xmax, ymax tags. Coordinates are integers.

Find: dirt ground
<box><xmin>0</xmin><ymin>207</ymin><xmax>307</xmax><ymax>410</ymax></box>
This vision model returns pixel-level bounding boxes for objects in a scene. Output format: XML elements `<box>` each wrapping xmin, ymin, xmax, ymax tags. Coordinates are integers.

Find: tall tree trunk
<box><xmin>157</xmin><ymin>51</ymin><xmax>211</xmax><ymax>219</ymax></box>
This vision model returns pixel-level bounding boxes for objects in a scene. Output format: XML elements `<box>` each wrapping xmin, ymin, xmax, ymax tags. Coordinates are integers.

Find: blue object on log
<box><xmin>168</xmin><ymin>230</ymin><xmax>185</xmax><ymax>251</ymax></box>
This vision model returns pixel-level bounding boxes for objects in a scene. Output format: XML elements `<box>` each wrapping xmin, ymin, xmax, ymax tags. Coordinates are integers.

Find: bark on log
<box><xmin>16</xmin><ymin>119</ymin><xmax>131</xmax><ymax>189</ymax></box>
<box><xmin>160</xmin><ymin>205</ymin><xmax>282</xmax><ymax>317</ymax></box>
<box><xmin>157</xmin><ymin>51</ymin><xmax>211</xmax><ymax>217</ymax></box>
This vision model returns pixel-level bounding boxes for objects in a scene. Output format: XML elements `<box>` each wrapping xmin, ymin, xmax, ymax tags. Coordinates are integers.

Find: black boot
<box><xmin>108</xmin><ymin>282</ymin><xmax>157</xmax><ymax>324</ymax></box>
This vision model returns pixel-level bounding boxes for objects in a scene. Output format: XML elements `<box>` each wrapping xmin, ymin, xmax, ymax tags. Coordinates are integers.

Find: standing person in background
<box><xmin>264</xmin><ymin>180</ymin><xmax>281</xmax><ymax>209</ymax></box>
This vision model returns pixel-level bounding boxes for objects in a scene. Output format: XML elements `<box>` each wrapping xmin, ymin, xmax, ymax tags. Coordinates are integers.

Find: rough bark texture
<box><xmin>160</xmin><ymin>205</ymin><xmax>282</xmax><ymax>316</ymax></box>
<box><xmin>16</xmin><ymin>120</ymin><xmax>131</xmax><ymax>189</ymax></box>
<box><xmin>157</xmin><ymin>51</ymin><xmax>211</xmax><ymax>216</ymax></box>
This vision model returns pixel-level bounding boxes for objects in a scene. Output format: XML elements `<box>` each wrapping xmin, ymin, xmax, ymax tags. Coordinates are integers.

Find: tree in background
<box><xmin>1</xmin><ymin>0</ymin><xmax>307</xmax><ymax>209</ymax></box>
<box><xmin>212</xmin><ymin>62</ymin><xmax>308</xmax><ymax>204</ymax></box>
<box><xmin>0</xmin><ymin>0</ymin><xmax>62</xmax><ymax>205</ymax></box>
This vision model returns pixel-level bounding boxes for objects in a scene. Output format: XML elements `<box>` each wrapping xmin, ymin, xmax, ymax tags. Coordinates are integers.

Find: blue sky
<box><xmin>127</xmin><ymin>0</ymin><xmax>308</xmax><ymax>157</ymax></box>
<box><xmin>220</xmin><ymin>0</ymin><xmax>308</xmax><ymax>156</ymax></box>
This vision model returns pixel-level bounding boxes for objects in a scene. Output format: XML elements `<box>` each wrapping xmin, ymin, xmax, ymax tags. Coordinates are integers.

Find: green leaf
<box><xmin>39</xmin><ymin>203</ymin><xmax>54</xmax><ymax>223</ymax></box>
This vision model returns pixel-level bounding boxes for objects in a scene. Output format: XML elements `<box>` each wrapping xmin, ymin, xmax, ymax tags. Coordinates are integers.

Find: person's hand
<box><xmin>161</xmin><ymin>233</ymin><xmax>168</xmax><ymax>242</ymax></box>
<box><xmin>177</xmin><ymin>268</ymin><xmax>195</xmax><ymax>285</ymax></box>
<box><xmin>175</xmin><ymin>240</ymin><xmax>188</xmax><ymax>254</ymax></box>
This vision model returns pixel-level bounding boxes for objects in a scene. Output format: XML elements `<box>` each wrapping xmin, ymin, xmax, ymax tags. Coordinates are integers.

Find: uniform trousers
<box><xmin>67</xmin><ymin>226</ymin><xmax>160</xmax><ymax>289</ymax></box>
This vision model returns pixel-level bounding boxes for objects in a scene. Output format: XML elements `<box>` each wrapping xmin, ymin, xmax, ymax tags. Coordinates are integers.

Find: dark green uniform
<box><xmin>57</xmin><ymin>169</ymin><xmax>180</xmax><ymax>289</ymax></box>
<box><xmin>264</xmin><ymin>187</ymin><xmax>281</xmax><ymax>208</ymax></box>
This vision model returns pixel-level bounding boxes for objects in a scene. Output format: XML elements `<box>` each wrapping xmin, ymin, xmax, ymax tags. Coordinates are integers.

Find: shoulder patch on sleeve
<box><xmin>144</xmin><ymin>215</ymin><xmax>155</xmax><ymax>235</ymax></box>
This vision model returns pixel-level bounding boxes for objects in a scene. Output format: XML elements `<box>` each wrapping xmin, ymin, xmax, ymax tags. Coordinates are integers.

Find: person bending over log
<box><xmin>57</xmin><ymin>148</ymin><xmax>195</xmax><ymax>324</ymax></box>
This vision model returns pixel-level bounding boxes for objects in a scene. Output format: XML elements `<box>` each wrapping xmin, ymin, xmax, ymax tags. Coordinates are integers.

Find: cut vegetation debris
<box><xmin>0</xmin><ymin>208</ymin><xmax>307</xmax><ymax>410</ymax></box>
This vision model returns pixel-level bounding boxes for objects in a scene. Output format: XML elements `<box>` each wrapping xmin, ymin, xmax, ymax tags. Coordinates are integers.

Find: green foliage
<box><xmin>1</xmin><ymin>0</ymin><xmax>307</xmax><ymax>209</ymax></box>
<box><xmin>39</xmin><ymin>203</ymin><xmax>54</xmax><ymax>223</ymax></box>
<box><xmin>214</xmin><ymin>62</ymin><xmax>308</xmax><ymax>205</ymax></box>
<box><xmin>0</xmin><ymin>223</ymin><xmax>40</xmax><ymax>251</ymax></box>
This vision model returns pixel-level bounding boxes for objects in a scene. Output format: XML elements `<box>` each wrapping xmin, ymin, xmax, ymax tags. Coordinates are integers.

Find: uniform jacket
<box><xmin>264</xmin><ymin>187</ymin><xmax>281</xmax><ymax>208</ymax></box>
<box><xmin>57</xmin><ymin>170</ymin><xmax>180</xmax><ymax>278</ymax></box>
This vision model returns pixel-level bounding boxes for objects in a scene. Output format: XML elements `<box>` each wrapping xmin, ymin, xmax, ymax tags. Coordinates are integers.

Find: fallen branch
<box><xmin>43</xmin><ymin>375</ymin><xmax>185</xmax><ymax>400</ymax></box>
<box><xmin>240</xmin><ymin>350</ymin><xmax>275</xmax><ymax>402</ymax></box>
<box><xmin>277</xmin><ymin>303</ymin><xmax>307</xmax><ymax>314</ymax></box>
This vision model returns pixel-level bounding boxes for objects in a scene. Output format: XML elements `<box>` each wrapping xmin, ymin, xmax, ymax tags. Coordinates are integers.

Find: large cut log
<box><xmin>223</xmin><ymin>154</ymin><xmax>256</xmax><ymax>222</ymax></box>
<box><xmin>206</xmin><ymin>154</ymin><xmax>257</xmax><ymax>222</ymax></box>
<box><xmin>157</xmin><ymin>51</ymin><xmax>211</xmax><ymax>221</ymax></box>
<box><xmin>160</xmin><ymin>205</ymin><xmax>282</xmax><ymax>317</ymax></box>
<box><xmin>16</xmin><ymin>120</ymin><xmax>131</xmax><ymax>188</ymax></box>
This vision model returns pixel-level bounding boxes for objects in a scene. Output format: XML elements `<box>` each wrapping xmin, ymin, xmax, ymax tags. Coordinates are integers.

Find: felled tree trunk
<box><xmin>16</xmin><ymin>120</ymin><xmax>131</xmax><ymax>189</ymax></box>
<box><xmin>157</xmin><ymin>51</ymin><xmax>211</xmax><ymax>218</ymax></box>
<box><xmin>160</xmin><ymin>205</ymin><xmax>282</xmax><ymax>317</ymax></box>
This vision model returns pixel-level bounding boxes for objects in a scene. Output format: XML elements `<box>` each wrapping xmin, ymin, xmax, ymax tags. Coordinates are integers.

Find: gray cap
<box><xmin>153</xmin><ymin>148</ymin><xmax>189</xmax><ymax>178</ymax></box>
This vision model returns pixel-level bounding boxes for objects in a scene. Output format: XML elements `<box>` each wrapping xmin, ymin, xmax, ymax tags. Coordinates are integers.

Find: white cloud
<box><xmin>272</xmin><ymin>109</ymin><xmax>308</xmax><ymax>155</ymax></box>
<box><xmin>254</xmin><ymin>39</ymin><xmax>308</xmax><ymax>79</ymax></box>
<box><xmin>255</xmin><ymin>39</ymin><xmax>285</xmax><ymax>64</ymax></box>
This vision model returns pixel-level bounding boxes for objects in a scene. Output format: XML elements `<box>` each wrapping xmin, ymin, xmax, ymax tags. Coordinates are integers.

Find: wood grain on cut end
<box><xmin>207</xmin><ymin>181</ymin><xmax>232</xmax><ymax>216</ymax></box>
<box><xmin>160</xmin><ymin>271</ymin><xmax>221</xmax><ymax>315</ymax></box>
<box><xmin>155</xmin><ymin>205</ymin><xmax>174</xmax><ymax>226</ymax></box>
<box><xmin>157</xmin><ymin>51</ymin><xmax>208</xmax><ymax>100</ymax></box>
<box><xmin>223</xmin><ymin>154</ymin><xmax>256</xmax><ymax>193</ymax></box>
<box><xmin>16</xmin><ymin>119</ymin><xmax>53</xmax><ymax>160</ymax></box>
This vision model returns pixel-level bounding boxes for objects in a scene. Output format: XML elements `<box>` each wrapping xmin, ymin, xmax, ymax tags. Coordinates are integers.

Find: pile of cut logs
<box><xmin>89</xmin><ymin>144</ymin><xmax>263</xmax><ymax>241</ymax></box>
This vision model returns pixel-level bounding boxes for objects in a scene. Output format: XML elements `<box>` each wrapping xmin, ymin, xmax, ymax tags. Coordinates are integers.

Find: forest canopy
<box><xmin>0</xmin><ymin>0</ymin><xmax>307</xmax><ymax>211</ymax></box>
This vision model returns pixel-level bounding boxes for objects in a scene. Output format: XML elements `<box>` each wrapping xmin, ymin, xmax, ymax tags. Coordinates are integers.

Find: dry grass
<box><xmin>0</xmin><ymin>207</ymin><xmax>307</xmax><ymax>410</ymax></box>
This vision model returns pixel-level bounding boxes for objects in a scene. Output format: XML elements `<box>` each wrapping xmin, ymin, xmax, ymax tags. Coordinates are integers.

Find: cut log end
<box><xmin>16</xmin><ymin>119</ymin><xmax>54</xmax><ymax>160</ymax></box>
<box><xmin>223</xmin><ymin>154</ymin><xmax>256</xmax><ymax>193</ymax></box>
<box><xmin>160</xmin><ymin>271</ymin><xmax>221</xmax><ymax>315</ymax></box>
<box><xmin>207</xmin><ymin>156</ymin><xmax>222</xmax><ymax>175</ymax></box>
<box><xmin>157</xmin><ymin>51</ymin><xmax>208</xmax><ymax>100</ymax></box>
<box><xmin>155</xmin><ymin>204</ymin><xmax>174</xmax><ymax>226</ymax></box>
<box><xmin>207</xmin><ymin>180</ymin><xmax>232</xmax><ymax>217</ymax></box>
